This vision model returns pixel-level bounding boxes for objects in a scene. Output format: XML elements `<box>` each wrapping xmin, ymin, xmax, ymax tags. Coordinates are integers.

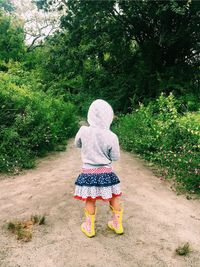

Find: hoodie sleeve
<box><xmin>109</xmin><ymin>134</ymin><xmax>120</xmax><ymax>161</ymax></box>
<box><xmin>74</xmin><ymin>127</ymin><xmax>83</xmax><ymax>148</ymax></box>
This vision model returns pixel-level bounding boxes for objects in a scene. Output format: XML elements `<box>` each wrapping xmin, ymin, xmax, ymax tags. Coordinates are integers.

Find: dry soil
<box><xmin>0</xmin><ymin>139</ymin><xmax>200</xmax><ymax>267</ymax></box>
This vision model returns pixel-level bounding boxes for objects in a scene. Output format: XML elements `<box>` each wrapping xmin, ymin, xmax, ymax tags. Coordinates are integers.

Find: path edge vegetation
<box><xmin>0</xmin><ymin>1</ymin><xmax>199</xmax><ymax>196</ymax></box>
<box><xmin>113</xmin><ymin>93</ymin><xmax>200</xmax><ymax>195</ymax></box>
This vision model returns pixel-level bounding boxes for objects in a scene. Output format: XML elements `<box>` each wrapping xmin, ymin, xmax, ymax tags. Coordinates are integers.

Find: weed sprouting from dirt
<box><xmin>7</xmin><ymin>215</ymin><xmax>46</xmax><ymax>242</ymax></box>
<box><xmin>175</xmin><ymin>242</ymin><xmax>191</xmax><ymax>256</ymax></box>
<box><xmin>31</xmin><ymin>215</ymin><xmax>46</xmax><ymax>225</ymax></box>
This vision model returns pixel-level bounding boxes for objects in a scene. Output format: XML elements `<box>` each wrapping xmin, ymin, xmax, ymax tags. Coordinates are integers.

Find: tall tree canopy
<box><xmin>35</xmin><ymin>0</ymin><xmax>200</xmax><ymax>111</ymax></box>
<box><xmin>0</xmin><ymin>0</ymin><xmax>14</xmax><ymax>12</ymax></box>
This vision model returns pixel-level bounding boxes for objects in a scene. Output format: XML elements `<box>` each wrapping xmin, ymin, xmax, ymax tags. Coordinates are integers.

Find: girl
<box><xmin>74</xmin><ymin>99</ymin><xmax>123</xmax><ymax>237</ymax></box>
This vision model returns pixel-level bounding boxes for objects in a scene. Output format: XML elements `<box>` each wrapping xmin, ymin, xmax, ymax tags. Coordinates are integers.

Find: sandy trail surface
<box><xmin>0</xmin><ymin>139</ymin><xmax>200</xmax><ymax>267</ymax></box>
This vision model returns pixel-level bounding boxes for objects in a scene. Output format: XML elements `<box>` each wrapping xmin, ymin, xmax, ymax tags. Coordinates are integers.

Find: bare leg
<box><xmin>109</xmin><ymin>196</ymin><xmax>121</xmax><ymax>211</ymax></box>
<box><xmin>85</xmin><ymin>200</ymin><xmax>96</xmax><ymax>215</ymax></box>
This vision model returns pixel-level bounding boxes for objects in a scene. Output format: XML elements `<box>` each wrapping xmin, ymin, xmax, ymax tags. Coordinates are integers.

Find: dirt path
<box><xmin>0</xmin><ymin>139</ymin><xmax>200</xmax><ymax>267</ymax></box>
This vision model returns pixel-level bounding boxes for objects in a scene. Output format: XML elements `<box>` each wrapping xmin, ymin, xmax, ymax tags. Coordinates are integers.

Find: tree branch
<box><xmin>27</xmin><ymin>35</ymin><xmax>42</xmax><ymax>52</ymax></box>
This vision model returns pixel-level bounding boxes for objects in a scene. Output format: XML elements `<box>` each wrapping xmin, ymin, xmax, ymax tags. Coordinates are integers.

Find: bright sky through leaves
<box><xmin>12</xmin><ymin>0</ymin><xmax>60</xmax><ymax>45</ymax></box>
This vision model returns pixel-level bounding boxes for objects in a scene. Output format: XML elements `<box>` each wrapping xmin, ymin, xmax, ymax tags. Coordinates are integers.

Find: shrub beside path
<box><xmin>0</xmin><ymin>139</ymin><xmax>200</xmax><ymax>267</ymax></box>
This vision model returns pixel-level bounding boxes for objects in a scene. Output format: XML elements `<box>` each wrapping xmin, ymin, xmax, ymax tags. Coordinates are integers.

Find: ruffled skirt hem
<box><xmin>74</xmin><ymin>184</ymin><xmax>122</xmax><ymax>202</ymax></box>
<box><xmin>74</xmin><ymin>193</ymin><xmax>122</xmax><ymax>202</ymax></box>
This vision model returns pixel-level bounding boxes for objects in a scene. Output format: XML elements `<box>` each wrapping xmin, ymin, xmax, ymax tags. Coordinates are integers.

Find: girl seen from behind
<box><xmin>74</xmin><ymin>99</ymin><xmax>123</xmax><ymax>237</ymax></box>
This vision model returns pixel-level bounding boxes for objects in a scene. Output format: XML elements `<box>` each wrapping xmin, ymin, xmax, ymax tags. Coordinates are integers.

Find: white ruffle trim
<box><xmin>74</xmin><ymin>184</ymin><xmax>121</xmax><ymax>200</ymax></box>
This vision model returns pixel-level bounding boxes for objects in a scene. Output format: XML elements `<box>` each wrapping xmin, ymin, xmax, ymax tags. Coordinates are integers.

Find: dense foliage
<box><xmin>0</xmin><ymin>10</ymin><xmax>24</xmax><ymax>63</ymax></box>
<box><xmin>0</xmin><ymin>0</ymin><xmax>14</xmax><ymax>12</ymax></box>
<box><xmin>36</xmin><ymin>0</ymin><xmax>200</xmax><ymax>112</ymax></box>
<box><xmin>114</xmin><ymin>94</ymin><xmax>200</xmax><ymax>193</ymax></box>
<box><xmin>0</xmin><ymin>66</ymin><xmax>77</xmax><ymax>173</ymax></box>
<box><xmin>0</xmin><ymin>8</ymin><xmax>78</xmax><ymax>173</ymax></box>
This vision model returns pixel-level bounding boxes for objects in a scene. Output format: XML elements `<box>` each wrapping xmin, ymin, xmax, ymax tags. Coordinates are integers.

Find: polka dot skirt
<box><xmin>74</xmin><ymin>167</ymin><xmax>122</xmax><ymax>202</ymax></box>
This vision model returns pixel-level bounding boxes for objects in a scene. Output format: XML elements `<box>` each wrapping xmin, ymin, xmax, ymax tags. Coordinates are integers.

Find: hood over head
<box><xmin>87</xmin><ymin>99</ymin><xmax>114</xmax><ymax>129</ymax></box>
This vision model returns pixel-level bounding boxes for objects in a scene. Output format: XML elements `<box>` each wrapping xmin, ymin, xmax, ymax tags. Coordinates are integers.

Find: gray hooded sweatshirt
<box><xmin>75</xmin><ymin>99</ymin><xmax>120</xmax><ymax>168</ymax></box>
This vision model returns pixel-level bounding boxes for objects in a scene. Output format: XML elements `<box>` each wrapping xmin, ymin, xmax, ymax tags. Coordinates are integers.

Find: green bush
<box><xmin>177</xmin><ymin>94</ymin><xmax>200</xmax><ymax>112</ymax></box>
<box><xmin>114</xmin><ymin>93</ymin><xmax>200</xmax><ymax>194</ymax></box>
<box><xmin>0</xmin><ymin>71</ymin><xmax>78</xmax><ymax>173</ymax></box>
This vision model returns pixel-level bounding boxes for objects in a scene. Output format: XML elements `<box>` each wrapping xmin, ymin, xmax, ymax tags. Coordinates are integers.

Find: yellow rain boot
<box><xmin>108</xmin><ymin>205</ymin><xmax>124</xmax><ymax>235</ymax></box>
<box><xmin>81</xmin><ymin>208</ymin><xmax>96</xmax><ymax>238</ymax></box>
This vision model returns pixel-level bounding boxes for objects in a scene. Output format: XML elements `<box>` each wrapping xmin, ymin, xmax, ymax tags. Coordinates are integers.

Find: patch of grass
<box><xmin>7</xmin><ymin>215</ymin><xmax>46</xmax><ymax>242</ymax></box>
<box><xmin>7</xmin><ymin>221</ymin><xmax>33</xmax><ymax>242</ymax></box>
<box><xmin>7</xmin><ymin>222</ymin><xmax>16</xmax><ymax>231</ymax></box>
<box><xmin>31</xmin><ymin>215</ymin><xmax>46</xmax><ymax>225</ymax></box>
<box><xmin>38</xmin><ymin>216</ymin><xmax>46</xmax><ymax>225</ymax></box>
<box><xmin>16</xmin><ymin>228</ymin><xmax>32</xmax><ymax>242</ymax></box>
<box><xmin>175</xmin><ymin>242</ymin><xmax>191</xmax><ymax>256</ymax></box>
